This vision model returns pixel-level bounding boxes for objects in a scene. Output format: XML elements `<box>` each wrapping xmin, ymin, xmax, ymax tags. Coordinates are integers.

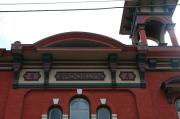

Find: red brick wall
<box><xmin>22</xmin><ymin>89</ymin><xmax>138</xmax><ymax>119</ymax></box>
<box><xmin>0</xmin><ymin>72</ymin><xmax>13</xmax><ymax>119</ymax></box>
<box><xmin>145</xmin><ymin>72</ymin><xmax>180</xmax><ymax>119</ymax></box>
<box><xmin>0</xmin><ymin>71</ymin><xmax>180</xmax><ymax>119</ymax></box>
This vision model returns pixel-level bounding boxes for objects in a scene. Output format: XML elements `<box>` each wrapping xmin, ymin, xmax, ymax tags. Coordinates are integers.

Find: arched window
<box><xmin>176</xmin><ymin>99</ymin><xmax>180</xmax><ymax>119</ymax></box>
<box><xmin>48</xmin><ymin>107</ymin><xmax>62</xmax><ymax>119</ymax></box>
<box><xmin>97</xmin><ymin>107</ymin><xmax>111</xmax><ymax>119</ymax></box>
<box><xmin>70</xmin><ymin>98</ymin><xmax>90</xmax><ymax>119</ymax></box>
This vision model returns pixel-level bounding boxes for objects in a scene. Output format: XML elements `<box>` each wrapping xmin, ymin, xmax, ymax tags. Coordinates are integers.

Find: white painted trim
<box><xmin>63</xmin><ymin>114</ymin><xmax>68</xmax><ymax>119</ymax></box>
<box><xmin>77</xmin><ymin>89</ymin><xmax>83</xmax><ymax>95</ymax></box>
<box><xmin>41</xmin><ymin>114</ymin><xmax>47</xmax><ymax>119</ymax></box>
<box><xmin>91</xmin><ymin>114</ymin><xmax>97</xmax><ymax>119</ymax></box>
<box><xmin>53</xmin><ymin>98</ymin><xmax>59</xmax><ymax>105</ymax></box>
<box><xmin>112</xmin><ymin>114</ymin><xmax>118</xmax><ymax>119</ymax></box>
<box><xmin>100</xmin><ymin>98</ymin><xmax>107</xmax><ymax>104</ymax></box>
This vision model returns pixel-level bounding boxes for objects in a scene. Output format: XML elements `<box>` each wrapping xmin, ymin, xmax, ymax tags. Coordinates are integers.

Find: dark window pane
<box><xmin>97</xmin><ymin>107</ymin><xmax>111</xmax><ymax>119</ymax></box>
<box><xmin>49</xmin><ymin>108</ymin><xmax>62</xmax><ymax>119</ymax></box>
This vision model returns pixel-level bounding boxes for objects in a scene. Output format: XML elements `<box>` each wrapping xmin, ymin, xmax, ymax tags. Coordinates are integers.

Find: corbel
<box><xmin>11</xmin><ymin>41</ymin><xmax>23</xmax><ymax>54</ymax></box>
<box><xmin>150</xmin><ymin>0</ymin><xmax>154</xmax><ymax>12</ymax></box>
<box><xmin>166</xmin><ymin>23</ymin><xmax>176</xmax><ymax>30</ymax></box>
<box><xmin>108</xmin><ymin>54</ymin><xmax>118</xmax><ymax>86</ymax></box>
<box><xmin>137</xmin><ymin>52</ymin><xmax>146</xmax><ymax>87</ymax></box>
<box><xmin>12</xmin><ymin>53</ymin><xmax>23</xmax><ymax>88</ymax></box>
<box><xmin>42</xmin><ymin>53</ymin><xmax>53</xmax><ymax>87</ymax></box>
<box><xmin>11</xmin><ymin>41</ymin><xmax>23</xmax><ymax>88</ymax></box>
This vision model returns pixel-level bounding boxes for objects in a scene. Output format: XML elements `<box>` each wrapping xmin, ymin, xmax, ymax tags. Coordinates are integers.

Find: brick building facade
<box><xmin>0</xmin><ymin>0</ymin><xmax>180</xmax><ymax>119</ymax></box>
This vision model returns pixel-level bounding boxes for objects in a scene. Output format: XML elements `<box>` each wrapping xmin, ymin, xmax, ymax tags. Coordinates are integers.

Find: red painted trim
<box><xmin>0</xmin><ymin>50</ymin><xmax>12</xmax><ymax>57</ymax></box>
<box><xmin>37</xmin><ymin>48</ymin><xmax>122</xmax><ymax>52</ymax></box>
<box><xmin>0</xmin><ymin>49</ymin><xmax>4</xmax><ymax>56</ymax></box>
<box><xmin>33</xmin><ymin>32</ymin><xmax>126</xmax><ymax>48</ymax></box>
<box><xmin>146</xmin><ymin>47</ymin><xmax>180</xmax><ymax>58</ymax></box>
<box><xmin>138</xmin><ymin>26</ymin><xmax>147</xmax><ymax>45</ymax></box>
<box><xmin>148</xmin><ymin>47</ymin><xmax>180</xmax><ymax>52</ymax></box>
<box><xmin>147</xmin><ymin>53</ymin><xmax>180</xmax><ymax>58</ymax></box>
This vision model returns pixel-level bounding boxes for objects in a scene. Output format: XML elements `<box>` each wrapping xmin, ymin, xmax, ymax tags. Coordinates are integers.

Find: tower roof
<box><xmin>120</xmin><ymin>0</ymin><xmax>178</xmax><ymax>35</ymax></box>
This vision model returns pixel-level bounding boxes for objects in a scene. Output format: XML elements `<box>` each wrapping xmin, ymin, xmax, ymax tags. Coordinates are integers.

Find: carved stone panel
<box><xmin>23</xmin><ymin>72</ymin><xmax>41</xmax><ymax>81</ymax></box>
<box><xmin>119</xmin><ymin>72</ymin><xmax>136</xmax><ymax>81</ymax></box>
<box><xmin>55</xmin><ymin>72</ymin><xmax>105</xmax><ymax>81</ymax></box>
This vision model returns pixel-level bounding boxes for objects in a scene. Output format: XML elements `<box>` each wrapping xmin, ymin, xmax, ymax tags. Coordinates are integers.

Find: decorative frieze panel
<box><xmin>49</xmin><ymin>69</ymin><xmax>110</xmax><ymax>84</ymax></box>
<box><xmin>116</xmin><ymin>69</ymin><xmax>140</xmax><ymax>83</ymax></box>
<box><xmin>23</xmin><ymin>72</ymin><xmax>41</xmax><ymax>81</ymax></box>
<box><xmin>16</xmin><ymin>68</ymin><xmax>143</xmax><ymax>88</ymax></box>
<box><xmin>55</xmin><ymin>72</ymin><xmax>105</xmax><ymax>81</ymax></box>
<box><xmin>119</xmin><ymin>72</ymin><xmax>136</xmax><ymax>81</ymax></box>
<box><xmin>18</xmin><ymin>69</ymin><xmax>44</xmax><ymax>84</ymax></box>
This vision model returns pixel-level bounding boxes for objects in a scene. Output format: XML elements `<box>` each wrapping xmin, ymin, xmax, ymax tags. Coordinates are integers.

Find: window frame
<box><xmin>97</xmin><ymin>105</ymin><xmax>112</xmax><ymax>119</ymax></box>
<box><xmin>69</xmin><ymin>97</ymin><xmax>90</xmax><ymax>119</ymax></box>
<box><xmin>48</xmin><ymin>106</ymin><xmax>63</xmax><ymax>119</ymax></box>
<box><xmin>176</xmin><ymin>99</ymin><xmax>180</xmax><ymax>119</ymax></box>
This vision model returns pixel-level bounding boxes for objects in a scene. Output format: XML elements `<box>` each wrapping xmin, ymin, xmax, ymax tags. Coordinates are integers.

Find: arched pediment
<box><xmin>33</xmin><ymin>32</ymin><xmax>125</xmax><ymax>49</ymax></box>
<box><xmin>11</xmin><ymin>32</ymin><xmax>136</xmax><ymax>61</ymax></box>
<box><xmin>46</xmin><ymin>39</ymin><xmax>110</xmax><ymax>48</ymax></box>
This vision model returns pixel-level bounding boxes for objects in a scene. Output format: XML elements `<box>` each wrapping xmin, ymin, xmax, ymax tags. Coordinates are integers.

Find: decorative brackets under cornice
<box><xmin>12</xmin><ymin>53</ymin><xmax>23</xmax><ymax>88</ymax></box>
<box><xmin>108</xmin><ymin>54</ymin><xmax>118</xmax><ymax>86</ymax></box>
<box><xmin>161</xmin><ymin>77</ymin><xmax>180</xmax><ymax>104</ymax></box>
<box><xmin>137</xmin><ymin>51</ymin><xmax>146</xmax><ymax>87</ymax></box>
<box><xmin>42</xmin><ymin>53</ymin><xmax>53</xmax><ymax>87</ymax></box>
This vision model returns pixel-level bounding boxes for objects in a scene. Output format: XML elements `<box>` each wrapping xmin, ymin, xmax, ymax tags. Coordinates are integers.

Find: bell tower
<box><xmin>120</xmin><ymin>0</ymin><xmax>179</xmax><ymax>46</ymax></box>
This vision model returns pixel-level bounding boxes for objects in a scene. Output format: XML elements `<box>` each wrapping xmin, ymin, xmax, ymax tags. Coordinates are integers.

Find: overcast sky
<box><xmin>0</xmin><ymin>0</ymin><xmax>180</xmax><ymax>49</ymax></box>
